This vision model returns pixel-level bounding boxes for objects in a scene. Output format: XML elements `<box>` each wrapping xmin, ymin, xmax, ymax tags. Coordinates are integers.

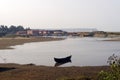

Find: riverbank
<box><xmin>104</xmin><ymin>37</ymin><xmax>120</xmax><ymax>41</ymax></box>
<box><xmin>0</xmin><ymin>63</ymin><xmax>110</xmax><ymax>80</ymax></box>
<box><xmin>0</xmin><ymin>37</ymin><xmax>64</xmax><ymax>49</ymax></box>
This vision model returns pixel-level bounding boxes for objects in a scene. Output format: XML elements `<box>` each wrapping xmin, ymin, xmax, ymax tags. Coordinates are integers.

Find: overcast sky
<box><xmin>0</xmin><ymin>0</ymin><xmax>120</xmax><ymax>31</ymax></box>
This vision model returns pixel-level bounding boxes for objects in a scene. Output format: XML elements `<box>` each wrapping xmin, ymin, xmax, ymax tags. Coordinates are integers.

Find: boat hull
<box><xmin>54</xmin><ymin>55</ymin><xmax>72</xmax><ymax>63</ymax></box>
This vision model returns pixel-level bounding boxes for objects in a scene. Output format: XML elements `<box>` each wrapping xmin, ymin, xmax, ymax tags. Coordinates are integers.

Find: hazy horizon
<box><xmin>0</xmin><ymin>0</ymin><xmax>120</xmax><ymax>32</ymax></box>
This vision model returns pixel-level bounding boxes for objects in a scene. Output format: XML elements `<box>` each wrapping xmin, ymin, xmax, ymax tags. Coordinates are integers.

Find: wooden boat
<box><xmin>54</xmin><ymin>55</ymin><xmax>72</xmax><ymax>63</ymax></box>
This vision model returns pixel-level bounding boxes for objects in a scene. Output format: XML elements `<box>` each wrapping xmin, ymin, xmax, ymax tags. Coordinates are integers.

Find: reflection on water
<box><xmin>0</xmin><ymin>38</ymin><xmax>120</xmax><ymax>66</ymax></box>
<box><xmin>54</xmin><ymin>61</ymin><xmax>72</xmax><ymax>67</ymax></box>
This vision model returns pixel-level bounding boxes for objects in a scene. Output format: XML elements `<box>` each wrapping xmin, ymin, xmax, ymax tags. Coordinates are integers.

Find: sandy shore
<box><xmin>0</xmin><ymin>63</ymin><xmax>110</xmax><ymax>80</ymax></box>
<box><xmin>0</xmin><ymin>37</ymin><xmax>64</xmax><ymax>49</ymax></box>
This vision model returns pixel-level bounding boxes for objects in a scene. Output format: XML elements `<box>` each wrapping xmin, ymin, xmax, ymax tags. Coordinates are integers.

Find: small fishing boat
<box><xmin>54</xmin><ymin>55</ymin><xmax>72</xmax><ymax>63</ymax></box>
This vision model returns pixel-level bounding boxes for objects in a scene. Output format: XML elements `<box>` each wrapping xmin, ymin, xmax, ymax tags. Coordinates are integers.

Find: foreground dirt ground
<box><xmin>0</xmin><ymin>63</ymin><xmax>110</xmax><ymax>80</ymax></box>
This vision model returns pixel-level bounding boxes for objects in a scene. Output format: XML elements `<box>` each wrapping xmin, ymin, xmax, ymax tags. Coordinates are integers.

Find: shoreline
<box><xmin>0</xmin><ymin>37</ymin><xmax>65</xmax><ymax>50</ymax></box>
<box><xmin>0</xmin><ymin>37</ymin><xmax>119</xmax><ymax>50</ymax></box>
<box><xmin>104</xmin><ymin>37</ymin><xmax>120</xmax><ymax>41</ymax></box>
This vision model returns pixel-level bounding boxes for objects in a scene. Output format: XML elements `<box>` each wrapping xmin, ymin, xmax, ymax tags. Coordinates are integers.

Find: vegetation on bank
<box><xmin>0</xmin><ymin>25</ymin><xmax>29</xmax><ymax>37</ymax></box>
<box><xmin>98</xmin><ymin>54</ymin><xmax>120</xmax><ymax>80</ymax></box>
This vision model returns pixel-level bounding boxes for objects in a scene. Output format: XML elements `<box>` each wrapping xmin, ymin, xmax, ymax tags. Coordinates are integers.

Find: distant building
<box><xmin>16</xmin><ymin>29</ymin><xmax>67</xmax><ymax>36</ymax></box>
<box><xmin>77</xmin><ymin>32</ymin><xmax>92</xmax><ymax>37</ymax></box>
<box><xmin>93</xmin><ymin>31</ymin><xmax>107</xmax><ymax>37</ymax></box>
<box><xmin>63</xmin><ymin>28</ymin><xmax>98</xmax><ymax>37</ymax></box>
<box><xmin>27</xmin><ymin>30</ymin><xmax>39</xmax><ymax>36</ymax></box>
<box><xmin>67</xmin><ymin>32</ymin><xmax>93</xmax><ymax>37</ymax></box>
<box><xmin>52</xmin><ymin>30</ymin><xmax>67</xmax><ymax>36</ymax></box>
<box><xmin>16</xmin><ymin>31</ymin><xmax>27</xmax><ymax>36</ymax></box>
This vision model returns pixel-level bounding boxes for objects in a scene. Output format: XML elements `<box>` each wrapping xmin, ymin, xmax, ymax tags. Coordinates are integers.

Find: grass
<box><xmin>0</xmin><ymin>64</ymin><xmax>110</xmax><ymax>80</ymax></box>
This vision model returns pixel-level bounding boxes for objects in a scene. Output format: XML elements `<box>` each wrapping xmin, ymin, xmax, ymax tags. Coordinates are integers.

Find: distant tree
<box><xmin>0</xmin><ymin>25</ymin><xmax>26</xmax><ymax>36</ymax></box>
<box><xmin>0</xmin><ymin>25</ymin><xmax>9</xmax><ymax>36</ymax></box>
<box><xmin>25</xmin><ymin>27</ymin><xmax>31</xmax><ymax>30</ymax></box>
<box><xmin>4</xmin><ymin>26</ymin><xmax>9</xmax><ymax>33</ymax></box>
<box><xmin>8</xmin><ymin>25</ymin><xmax>17</xmax><ymax>34</ymax></box>
<box><xmin>16</xmin><ymin>25</ymin><xmax>24</xmax><ymax>31</ymax></box>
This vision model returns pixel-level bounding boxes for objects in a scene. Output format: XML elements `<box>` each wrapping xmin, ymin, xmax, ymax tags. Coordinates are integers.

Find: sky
<box><xmin>0</xmin><ymin>0</ymin><xmax>120</xmax><ymax>31</ymax></box>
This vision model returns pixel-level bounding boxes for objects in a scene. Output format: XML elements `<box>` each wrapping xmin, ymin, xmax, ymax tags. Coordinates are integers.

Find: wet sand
<box><xmin>0</xmin><ymin>37</ymin><xmax>64</xmax><ymax>49</ymax></box>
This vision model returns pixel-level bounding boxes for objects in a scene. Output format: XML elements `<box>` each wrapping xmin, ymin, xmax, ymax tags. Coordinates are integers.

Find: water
<box><xmin>0</xmin><ymin>38</ymin><xmax>120</xmax><ymax>67</ymax></box>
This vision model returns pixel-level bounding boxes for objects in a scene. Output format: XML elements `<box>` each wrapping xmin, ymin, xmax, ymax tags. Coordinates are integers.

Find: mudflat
<box><xmin>0</xmin><ymin>37</ymin><xmax>64</xmax><ymax>49</ymax></box>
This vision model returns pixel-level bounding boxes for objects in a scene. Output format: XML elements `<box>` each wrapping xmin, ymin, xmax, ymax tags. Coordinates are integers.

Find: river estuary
<box><xmin>0</xmin><ymin>37</ymin><xmax>120</xmax><ymax>67</ymax></box>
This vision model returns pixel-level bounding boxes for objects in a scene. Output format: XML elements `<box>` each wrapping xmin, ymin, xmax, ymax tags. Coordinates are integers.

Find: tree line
<box><xmin>0</xmin><ymin>25</ymin><xmax>29</xmax><ymax>37</ymax></box>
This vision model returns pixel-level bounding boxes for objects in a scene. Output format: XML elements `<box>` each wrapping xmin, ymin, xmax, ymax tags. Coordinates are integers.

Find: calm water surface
<box><xmin>0</xmin><ymin>38</ymin><xmax>120</xmax><ymax>66</ymax></box>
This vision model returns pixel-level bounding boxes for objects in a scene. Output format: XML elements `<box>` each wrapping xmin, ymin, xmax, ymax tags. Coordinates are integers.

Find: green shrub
<box><xmin>98</xmin><ymin>54</ymin><xmax>120</xmax><ymax>80</ymax></box>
